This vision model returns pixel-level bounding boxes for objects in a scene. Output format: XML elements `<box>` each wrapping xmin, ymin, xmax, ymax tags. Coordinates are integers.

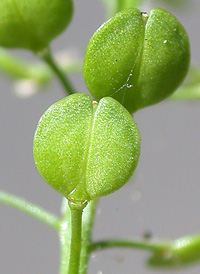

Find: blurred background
<box><xmin>0</xmin><ymin>0</ymin><xmax>200</xmax><ymax>273</ymax></box>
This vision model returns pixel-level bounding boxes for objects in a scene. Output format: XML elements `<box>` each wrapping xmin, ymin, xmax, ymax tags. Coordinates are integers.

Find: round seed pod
<box><xmin>83</xmin><ymin>8</ymin><xmax>190</xmax><ymax>113</ymax></box>
<box><xmin>0</xmin><ymin>0</ymin><xmax>73</xmax><ymax>51</ymax></box>
<box><xmin>33</xmin><ymin>93</ymin><xmax>140</xmax><ymax>207</ymax></box>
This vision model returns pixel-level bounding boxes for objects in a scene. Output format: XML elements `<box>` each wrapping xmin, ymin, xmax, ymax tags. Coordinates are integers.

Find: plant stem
<box><xmin>79</xmin><ymin>200</ymin><xmax>97</xmax><ymax>274</ymax></box>
<box><xmin>117</xmin><ymin>0</ymin><xmax>143</xmax><ymax>12</ymax></box>
<box><xmin>100</xmin><ymin>0</ymin><xmax>143</xmax><ymax>19</ymax></box>
<box><xmin>0</xmin><ymin>190</ymin><xmax>60</xmax><ymax>230</ymax></box>
<box><xmin>0</xmin><ymin>48</ymin><xmax>51</xmax><ymax>83</ymax></box>
<box><xmin>0</xmin><ymin>48</ymin><xmax>82</xmax><ymax>87</ymax></box>
<box><xmin>68</xmin><ymin>205</ymin><xmax>83</xmax><ymax>274</ymax></box>
<box><xmin>59</xmin><ymin>199</ymin><xmax>98</xmax><ymax>274</ymax></box>
<box><xmin>59</xmin><ymin>198</ymin><xmax>71</xmax><ymax>274</ymax></box>
<box><xmin>39</xmin><ymin>47</ymin><xmax>76</xmax><ymax>95</ymax></box>
<box><xmin>90</xmin><ymin>239</ymin><xmax>169</xmax><ymax>253</ymax></box>
<box><xmin>91</xmin><ymin>234</ymin><xmax>200</xmax><ymax>267</ymax></box>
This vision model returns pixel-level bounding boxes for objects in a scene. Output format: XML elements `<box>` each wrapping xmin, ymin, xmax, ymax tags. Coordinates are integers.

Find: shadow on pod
<box><xmin>33</xmin><ymin>93</ymin><xmax>140</xmax><ymax>208</ymax></box>
<box><xmin>0</xmin><ymin>0</ymin><xmax>73</xmax><ymax>51</ymax></box>
<box><xmin>83</xmin><ymin>8</ymin><xmax>190</xmax><ymax>113</ymax></box>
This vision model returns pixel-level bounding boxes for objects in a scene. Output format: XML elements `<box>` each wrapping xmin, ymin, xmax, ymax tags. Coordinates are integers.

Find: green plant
<box><xmin>0</xmin><ymin>0</ymin><xmax>73</xmax><ymax>51</ymax></box>
<box><xmin>0</xmin><ymin>0</ymin><xmax>200</xmax><ymax>273</ymax></box>
<box><xmin>83</xmin><ymin>8</ymin><xmax>190</xmax><ymax>113</ymax></box>
<box><xmin>33</xmin><ymin>93</ymin><xmax>140</xmax><ymax>203</ymax></box>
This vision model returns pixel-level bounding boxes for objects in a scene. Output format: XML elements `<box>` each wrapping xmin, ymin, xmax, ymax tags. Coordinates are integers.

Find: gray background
<box><xmin>0</xmin><ymin>0</ymin><xmax>200</xmax><ymax>273</ymax></box>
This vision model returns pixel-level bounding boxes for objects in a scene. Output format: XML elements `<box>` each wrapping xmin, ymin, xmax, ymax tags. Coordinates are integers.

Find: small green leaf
<box><xmin>0</xmin><ymin>0</ymin><xmax>73</xmax><ymax>51</ymax></box>
<box><xmin>33</xmin><ymin>93</ymin><xmax>140</xmax><ymax>206</ymax></box>
<box><xmin>83</xmin><ymin>8</ymin><xmax>190</xmax><ymax>113</ymax></box>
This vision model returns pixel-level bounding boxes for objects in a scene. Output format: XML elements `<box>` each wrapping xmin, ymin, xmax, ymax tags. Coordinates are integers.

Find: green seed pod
<box><xmin>83</xmin><ymin>8</ymin><xmax>190</xmax><ymax>113</ymax></box>
<box><xmin>0</xmin><ymin>0</ymin><xmax>73</xmax><ymax>51</ymax></box>
<box><xmin>33</xmin><ymin>93</ymin><xmax>140</xmax><ymax>207</ymax></box>
<box><xmin>148</xmin><ymin>235</ymin><xmax>200</xmax><ymax>268</ymax></box>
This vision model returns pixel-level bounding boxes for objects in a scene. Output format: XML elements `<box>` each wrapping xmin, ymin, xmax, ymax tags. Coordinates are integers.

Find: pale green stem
<box><xmin>0</xmin><ymin>48</ymin><xmax>82</xmax><ymax>86</ymax></box>
<box><xmin>79</xmin><ymin>200</ymin><xmax>97</xmax><ymax>274</ymax></box>
<box><xmin>68</xmin><ymin>206</ymin><xmax>83</xmax><ymax>274</ymax></box>
<box><xmin>91</xmin><ymin>234</ymin><xmax>200</xmax><ymax>268</ymax></box>
<box><xmin>0</xmin><ymin>48</ymin><xmax>50</xmax><ymax>83</ymax></box>
<box><xmin>59</xmin><ymin>199</ymin><xmax>71</xmax><ymax>274</ymax></box>
<box><xmin>59</xmin><ymin>199</ymin><xmax>97</xmax><ymax>274</ymax></box>
<box><xmin>0</xmin><ymin>190</ymin><xmax>60</xmax><ymax>230</ymax></box>
<box><xmin>39</xmin><ymin>47</ymin><xmax>76</xmax><ymax>95</ymax></box>
<box><xmin>90</xmin><ymin>238</ymin><xmax>168</xmax><ymax>253</ymax></box>
<box><xmin>117</xmin><ymin>0</ymin><xmax>143</xmax><ymax>11</ymax></box>
<box><xmin>100</xmin><ymin>0</ymin><xmax>117</xmax><ymax>18</ymax></box>
<box><xmin>100</xmin><ymin>0</ymin><xmax>143</xmax><ymax>19</ymax></box>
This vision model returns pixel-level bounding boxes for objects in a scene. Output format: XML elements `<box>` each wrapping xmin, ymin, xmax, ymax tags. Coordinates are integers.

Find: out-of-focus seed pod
<box><xmin>0</xmin><ymin>0</ymin><xmax>73</xmax><ymax>51</ymax></box>
<box><xmin>148</xmin><ymin>234</ymin><xmax>200</xmax><ymax>268</ymax></box>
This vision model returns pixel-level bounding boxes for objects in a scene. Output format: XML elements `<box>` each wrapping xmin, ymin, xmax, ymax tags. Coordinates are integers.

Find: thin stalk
<box><xmin>59</xmin><ymin>199</ymin><xmax>98</xmax><ymax>274</ymax></box>
<box><xmin>117</xmin><ymin>0</ymin><xmax>143</xmax><ymax>11</ymax></box>
<box><xmin>79</xmin><ymin>200</ymin><xmax>98</xmax><ymax>274</ymax></box>
<box><xmin>100</xmin><ymin>0</ymin><xmax>144</xmax><ymax>19</ymax></box>
<box><xmin>90</xmin><ymin>239</ymin><xmax>169</xmax><ymax>253</ymax></box>
<box><xmin>59</xmin><ymin>198</ymin><xmax>71</xmax><ymax>274</ymax></box>
<box><xmin>39</xmin><ymin>48</ymin><xmax>76</xmax><ymax>95</ymax></box>
<box><xmin>68</xmin><ymin>206</ymin><xmax>83</xmax><ymax>274</ymax></box>
<box><xmin>0</xmin><ymin>48</ymin><xmax>82</xmax><ymax>86</ymax></box>
<box><xmin>91</xmin><ymin>235</ymin><xmax>200</xmax><ymax>267</ymax></box>
<box><xmin>0</xmin><ymin>48</ymin><xmax>50</xmax><ymax>83</ymax></box>
<box><xmin>0</xmin><ymin>190</ymin><xmax>60</xmax><ymax>231</ymax></box>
